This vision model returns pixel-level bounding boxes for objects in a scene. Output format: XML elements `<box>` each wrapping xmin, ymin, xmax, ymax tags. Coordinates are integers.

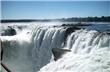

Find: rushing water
<box><xmin>40</xmin><ymin>29</ymin><xmax>110</xmax><ymax>72</ymax></box>
<box><xmin>0</xmin><ymin>22</ymin><xmax>110</xmax><ymax>72</ymax></box>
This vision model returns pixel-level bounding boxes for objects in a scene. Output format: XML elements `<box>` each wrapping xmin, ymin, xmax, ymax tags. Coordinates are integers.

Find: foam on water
<box><xmin>0</xmin><ymin>23</ymin><xmax>110</xmax><ymax>72</ymax></box>
<box><xmin>1</xmin><ymin>25</ymin><xmax>66</xmax><ymax>72</ymax></box>
<box><xmin>39</xmin><ymin>29</ymin><xmax>110</xmax><ymax>72</ymax></box>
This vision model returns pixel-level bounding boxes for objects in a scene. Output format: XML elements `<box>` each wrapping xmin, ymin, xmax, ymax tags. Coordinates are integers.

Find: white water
<box><xmin>1</xmin><ymin>25</ymin><xmax>66</xmax><ymax>72</ymax></box>
<box><xmin>0</xmin><ymin>23</ymin><xmax>110</xmax><ymax>72</ymax></box>
<box><xmin>40</xmin><ymin>30</ymin><xmax>110</xmax><ymax>72</ymax></box>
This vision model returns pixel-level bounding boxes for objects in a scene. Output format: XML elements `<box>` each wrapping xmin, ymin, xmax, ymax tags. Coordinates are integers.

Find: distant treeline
<box><xmin>1</xmin><ymin>19</ymin><xmax>50</xmax><ymax>23</ymax></box>
<box><xmin>1</xmin><ymin>16</ymin><xmax>110</xmax><ymax>23</ymax></box>
<box><xmin>1</xmin><ymin>19</ymin><xmax>36</xmax><ymax>23</ymax></box>
<box><xmin>60</xmin><ymin>16</ymin><xmax>110</xmax><ymax>22</ymax></box>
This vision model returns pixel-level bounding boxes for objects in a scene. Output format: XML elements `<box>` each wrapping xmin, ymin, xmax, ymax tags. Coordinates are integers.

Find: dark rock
<box><xmin>65</xmin><ymin>26</ymin><xmax>81</xmax><ymax>35</ymax></box>
<box><xmin>52</xmin><ymin>48</ymin><xmax>71</xmax><ymax>61</ymax></box>
<box><xmin>1</xmin><ymin>26</ymin><xmax>16</xmax><ymax>36</ymax></box>
<box><xmin>63</xmin><ymin>26</ymin><xmax>81</xmax><ymax>45</ymax></box>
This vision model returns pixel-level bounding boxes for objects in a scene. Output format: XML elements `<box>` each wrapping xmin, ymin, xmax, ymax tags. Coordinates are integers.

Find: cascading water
<box><xmin>39</xmin><ymin>29</ymin><xmax>110</xmax><ymax>72</ymax></box>
<box><xmin>1</xmin><ymin>24</ymin><xmax>110</xmax><ymax>72</ymax></box>
<box><xmin>66</xmin><ymin>30</ymin><xmax>110</xmax><ymax>54</ymax></box>
<box><xmin>1</xmin><ymin>26</ymin><xmax>66</xmax><ymax>72</ymax></box>
<box><xmin>30</xmin><ymin>26</ymin><xmax>66</xmax><ymax>71</ymax></box>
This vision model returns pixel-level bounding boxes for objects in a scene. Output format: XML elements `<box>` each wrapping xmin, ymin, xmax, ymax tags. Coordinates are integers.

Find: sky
<box><xmin>1</xmin><ymin>1</ymin><xmax>110</xmax><ymax>19</ymax></box>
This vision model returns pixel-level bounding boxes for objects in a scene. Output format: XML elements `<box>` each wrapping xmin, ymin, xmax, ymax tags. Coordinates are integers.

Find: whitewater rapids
<box><xmin>0</xmin><ymin>24</ymin><xmax>110</xmax><ymax>72</ymax></box>
<box><xmin>40</xmin><ymin>29</ymin><xmax>110</xmax><ymax>72</ymax></box>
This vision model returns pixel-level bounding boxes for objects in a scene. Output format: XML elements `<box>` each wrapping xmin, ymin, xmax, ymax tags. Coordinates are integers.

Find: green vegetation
<box><xmin>1</xmin><ymin>16</ymin><xmax>110</xmax><ymax>23</ymax></box>
<box><xmin>60</xmin><ymin>16</ymin><xmax>110</xmax><ymax>22</ymax></box>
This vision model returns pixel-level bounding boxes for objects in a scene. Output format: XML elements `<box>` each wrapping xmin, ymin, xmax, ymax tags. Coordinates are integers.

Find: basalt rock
<box><xmin>52</xmin><ymin>48</ymin><xmax>71</xmax><ymax>61</ymax></box>
<box><xmin>0</xmin><ymin>26</ymin><xmax>16</xmax><ymax>36</ymax></box>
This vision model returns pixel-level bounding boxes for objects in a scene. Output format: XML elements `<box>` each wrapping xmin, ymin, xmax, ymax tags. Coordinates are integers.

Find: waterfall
<box><xmin>1</xmin><ymin>26</ymin><xmax>66</xmax><ymax>72</ymax></box>
<box><xmin>66</xmin><ymin>30</ymin><xmax>110</xmax><ymax>54</ymax></box>
<box><xmin>40</xmin><ymin>29</ymin><xmax>110</xmax><ymax>72</ymax></box>
<box><xmin>30</xmin><ymin>26</ymin><xmax>66</xmax><ymax>71</ymax></box>
<box><xmin>1</xmin><ymin>25</ymin><xmax>110</xmax><ymax>72</ymax></box>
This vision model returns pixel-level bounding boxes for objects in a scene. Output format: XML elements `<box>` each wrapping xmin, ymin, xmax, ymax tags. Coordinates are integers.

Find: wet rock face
<box><xmin>52</xmin><ymin>48</ymin><xmax>71</xmax><ymax>61</ymax></box>
<box><xmin>0</xmin><ymin>39</ymin><xmax>2</xmax><ymax>60</ymax></box>
<box><xmin>65</xmin><ymin>26</ymin><xmax>81</xmax><ymax>35</ymax></box>
<box><xmin>0</xmin><ymin>26</ymin><xmax>16</xmax><ymax>36</ymax></box>
<box><xmin>63</xmin><ymin>26</ymin><xmax>81</xmax><ymax>44</ymax></box>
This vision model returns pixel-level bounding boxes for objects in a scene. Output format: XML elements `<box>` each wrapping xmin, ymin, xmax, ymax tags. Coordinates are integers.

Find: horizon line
<box><xmin>1</xmin><ymin>16</ymin><xmax>110</xmax><ymax>20</ymax></box>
